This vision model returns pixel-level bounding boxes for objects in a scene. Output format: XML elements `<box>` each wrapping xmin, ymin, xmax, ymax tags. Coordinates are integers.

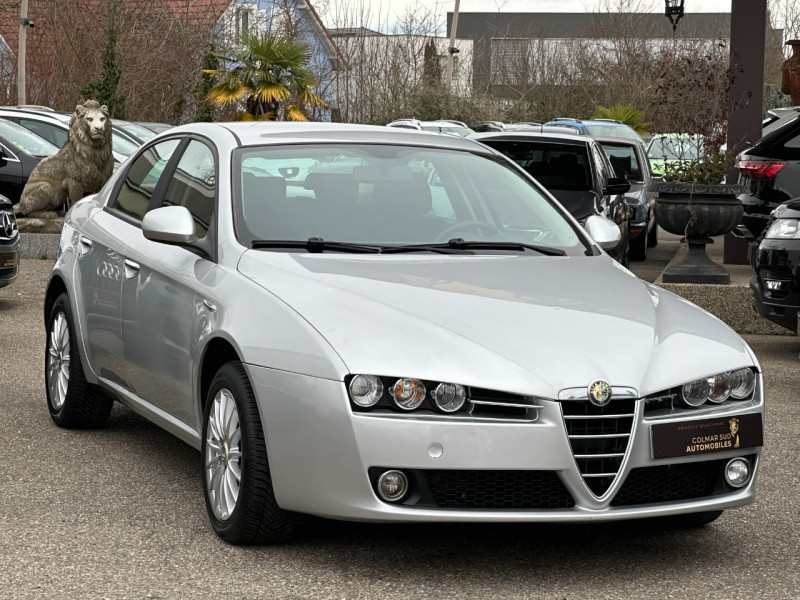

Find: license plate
<box><xmin>0</xmin><ymin>252</ymin><xmax>19</xmax><ymax>268</ymax></box>
<box><xmin>651</xmin><ymin>413</ymin><xmax>763</xmax><ymax>460</ymax></box>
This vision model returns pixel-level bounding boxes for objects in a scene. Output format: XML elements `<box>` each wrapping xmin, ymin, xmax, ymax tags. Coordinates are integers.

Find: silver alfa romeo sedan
<box><xmin>44</xmin><ymin>122</ymin><xmax>764</xmax><ymax>544</ymax></box>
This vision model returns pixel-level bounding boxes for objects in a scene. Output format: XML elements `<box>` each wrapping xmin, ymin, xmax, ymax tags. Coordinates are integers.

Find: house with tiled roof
<box><xmin>0</xmin><ymin>0</ymin><xmax>343</xmax><ymax>121</ymax></box>
<box><xmin>215</xmin><ymin>0</ymin><xmax>346</xmax><ymax>120</ymax></box>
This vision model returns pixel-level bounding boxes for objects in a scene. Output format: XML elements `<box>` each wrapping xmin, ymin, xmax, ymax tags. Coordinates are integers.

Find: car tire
<box><xmin>45</xmin><ymin>293</ymin><xmax>114</xmax><ymax>428</ymax></box>
<box><xmin>647</xmin><ymin>222</ymin><xmax>658</xmax><ymax>248</ymax></box>
<box><xmin>202</xmin><ymin>361</ymin><xmax>295</xmax><ymax>545</ymax></box>
<box><xmin>630</xmin><ymin>230</ymin><xmax>647</xmax><ymax>261</ymax></box>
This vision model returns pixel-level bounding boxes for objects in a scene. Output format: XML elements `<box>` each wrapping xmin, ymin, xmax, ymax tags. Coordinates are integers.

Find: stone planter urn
<box><xmin>782</xmin><ymin>39</ymin><xmax>800</xmax><ymax>105</ymax></box>
<box><xmin>651</xmin><ymin>182</ymin><xmax>744</xmax><ymax>284</ymax></box>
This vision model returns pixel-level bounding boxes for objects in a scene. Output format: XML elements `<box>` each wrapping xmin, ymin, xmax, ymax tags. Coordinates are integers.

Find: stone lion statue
<box><xmin>14</xmin><ymin>100</ymin><xmax>114</xmax><ymax>216</ymax></box>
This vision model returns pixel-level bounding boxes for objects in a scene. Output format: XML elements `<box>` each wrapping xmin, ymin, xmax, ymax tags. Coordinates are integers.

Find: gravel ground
<box><xmin>1</xmin><ymin>259</ymin><xmax>797</xmax><ymax>600</ymax></box>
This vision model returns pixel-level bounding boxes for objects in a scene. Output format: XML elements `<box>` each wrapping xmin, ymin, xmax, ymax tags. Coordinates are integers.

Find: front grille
<box><xmin>561</xmin><ymin>399</ymin><xmax>635</xmax><ymax>497</ymax></box>
<box><xmin>423</xmin><ymin>470</ymin><xmax>574</xmax><ymax>509</ymax></box>
<box><xmin>610</xmin><ymin>456</ymin><xmax>752</xmax><ymax>506</ymax></box>
<box><xmin>0</xmin><ymin>209</ymin><xmax>18</xmax><ymax>242</ymax></box>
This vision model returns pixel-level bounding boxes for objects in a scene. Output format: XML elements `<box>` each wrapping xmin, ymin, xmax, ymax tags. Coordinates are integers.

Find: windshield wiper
<box><xmin>381</xmin><ymin>238</ymin><xmax>566</xmax><ymax>256</ymax></box>
<box><xmin>252</xmin><ymin>237</ymin><xmax>381</xmax><ymax>253</ymax></box>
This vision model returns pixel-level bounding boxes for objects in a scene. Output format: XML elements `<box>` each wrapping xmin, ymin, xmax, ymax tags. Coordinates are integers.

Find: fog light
<box><xmin>377</xmin><ymin>470</ymin><xmax>408</xmax><ymax>502</ymax></box>
<box><xmin>765</xmin><ymin>280</ymin><xmax>783</xmax><ymax>291</ymax></box>
<box><xmin>724</xmin><ymin>458</ymin><xmax>751</xmax><ymax>488</ymax></box>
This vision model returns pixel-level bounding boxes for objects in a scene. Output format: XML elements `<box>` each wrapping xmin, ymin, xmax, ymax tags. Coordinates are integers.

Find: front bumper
<box><xmin>0</xmin><ymin>237</ymin><xmax>20</xmax><ymax>288</ymax></box>
<box><xmin>248</xmin><ymin>365</ymin><xmax>763</xmax><ymax>523</ymax></box>
<box><xmin>750</xmin><ymin>237</ymin><xmax>800</xmax><ymax>332</ymax></box>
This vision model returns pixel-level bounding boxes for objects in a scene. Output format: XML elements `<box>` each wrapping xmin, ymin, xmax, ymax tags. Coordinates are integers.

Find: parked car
<box><xmin>138</xmin><ymin>122</ymin><xmax>174</xmax><ymax>135</ymax></box>
<box><xmin>386</xmin><ymin>119</ymin><xmax>474</xmax><ymax>137</ymax></box>
<box><xmin>0</xmin><ymin>118</ymin><xmax>60</xmax><ymax>204</ymax></box>
<box><xmin>762</xmin><ymin>107</ymin><xmax>800</xmax><ymax>130</ymax></box>
<box><xmin>473</xmin><ymin>122</ymin><xmax>578</xmax><ymax>134</ymax></box>
<box><xmin>646</xmin><ymin>133</ymin><xmax>704</xmax><ymax>177</ymax></box>
<box><xmin>737</xmin><ymin>111</ymin><xmax>800</xmax><ymax>238</ymax></box>
<box><xmin>595</xmin><ymin>135</ymin><xmax>658</xmax><ymax>261</ymax></box>
<box><xmin>544</xmin><ymin>118</ymin><xmax>645</xmax><ymax>144</ymax></box>
<box><xmin>112</xmin><ymin>119</ymin><xmax>162</xmax><ymax>144</ymax></box>
<box><xmin>0</xmin><ymin>107</ymin><xmax>139</xmax><ymax>163</ymax></box>
<box><xmin>0</xmin><ymin>193</ymin><xmax>19</xmax><ymax>288</ymax></box>
<box><xmin>473</xmin><ymin>131</ymin><xmax>631</xmax><ymax>265</ymax></box>
<box><xmin>45</xmin><ymin>122</ymin><xmax>764</xmax><ymax>544</ymax></box>
<box><xmin>749</xmin><ymin>199</ymin><xmax>800</xmax><ymax>331</ymax></box>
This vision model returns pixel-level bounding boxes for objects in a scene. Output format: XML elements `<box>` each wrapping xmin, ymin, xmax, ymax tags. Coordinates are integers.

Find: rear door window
<box><xmin>18</xmin><ymin>118</ymin><xmax>67</xmax><ymax>147</ymax></box>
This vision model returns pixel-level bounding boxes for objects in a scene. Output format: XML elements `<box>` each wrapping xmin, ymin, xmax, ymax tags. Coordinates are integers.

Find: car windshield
<box><xmin>647</xmin><ymin>137</ymin><xmax>702</xmax><ymax>161</ymax></box>
<box><xmin>601</xmin><ymin>144</ymin><xmax>643</xmax><ymax>181</ymax></box>
<box><xmin>233</xmin><ymin>143</ymin><xmax>587</xmax><ymax>254</ymax></box>
<box><xmin>0</xmin><ymin>120</ymin><xmax>59</xmax><ymax>157</ymax></box>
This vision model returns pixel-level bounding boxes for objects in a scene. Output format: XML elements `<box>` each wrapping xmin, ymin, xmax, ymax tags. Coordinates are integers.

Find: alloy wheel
<box><xmin>205</xmin><ymin>388</ymin><xmax>243</xmax><ymax>520</ymax></box>
<box><xmin>47</xmin><ymin>312</ymin><xmax>71</xmax><ymax>410</ymax></box>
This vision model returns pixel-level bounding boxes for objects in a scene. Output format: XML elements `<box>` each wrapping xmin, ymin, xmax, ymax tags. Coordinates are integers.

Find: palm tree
<box><xmin>204</xmin><ymin>33</ymin><xmax>327</xmax><ymax>121</ymax></box>
<box><xmin>592</xmin><ymin>104</ymin><xmax>651</xmax><ymax>135</ymax></box>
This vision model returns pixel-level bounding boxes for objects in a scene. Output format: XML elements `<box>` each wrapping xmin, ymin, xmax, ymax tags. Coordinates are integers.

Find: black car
<box><xmin>473</xmin><ymin>131</ymin><xmax>631</xmax><ymax>265</ymax></box>
<box><xmin>737</xmin><ymin>111</ymin><xmax>800</xmax><ymax>238</ymax></box>
<box><xmin>0</xmin><ymin>194</ymin><xmax>20</xmax><ymax>289</ymax></box>
<box><xmin>0</xmin><ymin>118</ymin><xmax>59</xmax><ymax>204</ymax></box>
<box><xmin>595</xmin><ymin>135</ymin><xmax>658</xmax><ymax>261</ymax></box>
<box><xmin>750</xmin><ymin>200</ymin><xmax>800</xmax><ymax>332</ymax></box>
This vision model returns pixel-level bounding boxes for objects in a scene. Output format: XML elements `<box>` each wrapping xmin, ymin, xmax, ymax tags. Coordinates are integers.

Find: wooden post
<box><xmin>17</xmin><ymin>0</ymin><xmax>29</xmax><ymax>105</ymax></box>
<box><xmin>445</xmin><ymin>0</ymin><xmax>460</xmax><ymax>93</ymax></box>
<box><xmin>725</xmin><ymin>0</ymin><xmax>767</xmax><ymax>265</ymax></box>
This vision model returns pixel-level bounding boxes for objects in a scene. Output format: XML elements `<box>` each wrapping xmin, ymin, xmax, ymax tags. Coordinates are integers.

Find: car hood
<box><xmin>546</xmin><ymin>189</ymin><xmax>599</xmax><ymax>221</ymax></box>
<box><xmin>238</xmin><ymin>252</ymin><xmax>753</xmax><ymax>398</ymax></box>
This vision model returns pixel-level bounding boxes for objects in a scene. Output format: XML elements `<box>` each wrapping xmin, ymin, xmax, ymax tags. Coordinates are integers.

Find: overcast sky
<box><xmin>320</xmin><ymin>0</ymin><xmax>735</xmax><ymax>32</ymax></box>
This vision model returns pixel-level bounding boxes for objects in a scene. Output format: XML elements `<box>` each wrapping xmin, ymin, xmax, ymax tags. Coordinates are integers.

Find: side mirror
<box><xmin>584</xmin><ymin>214</ymin><xmax>621</xmax><ymax>251</ymax></box>
<box><xmin>142</xmin><ymin>205</ymin><xmax>197</xmax><ymax>244</ymax></box>
<box><xmin>604</xmin><ymin>176</ymin><xmax>630</xmax><ymax>195</ymax></box>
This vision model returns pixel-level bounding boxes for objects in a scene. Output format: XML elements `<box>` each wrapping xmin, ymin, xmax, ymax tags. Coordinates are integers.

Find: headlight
<box><xmin>728</xmin><ymin>368</ymin><xmax>756</xmax><ymax>399</ymax></box>
<box><xmin>349</xmin><ymin>375</ymin><xmax>384</xmax><ymax>407</ymax></box>
<box><xmin>347</xmin><ymin>375</ymin><xmax>472</xmax><ymax>414</ymax></box>
<box><xmin>765</xmin><ymin>219</ymin><xmax>800</xmax><ymax>239</ymax></box>
<box><xmin>680</xmin><ymin>368</ymin><xmax>756</xmax><ymax>407</ymax></box>
<box><xmin>391</xmin><ymin>378</ymin><xmax>426</xmax><ymax>410</ymax></box>
<box><xmin>431</xmin><ymin>383</ymin><xmax>467</xmax><ymax>412</ymax></box>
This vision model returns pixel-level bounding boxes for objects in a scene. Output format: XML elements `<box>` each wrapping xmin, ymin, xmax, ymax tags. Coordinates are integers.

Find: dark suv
<box><xmin>0</xmin><ymin>194</ymin><xmax>19</xmax><ymax>289</ymax></box>
<box><xmin>473</xmin><ymin>131</ymin><xmax>631</xmax><ymax>265</ymax></box>
<box><xmin>737</xmin><ymin>111</ymin><xmax>800</xmax><ymax>238</ymax></box>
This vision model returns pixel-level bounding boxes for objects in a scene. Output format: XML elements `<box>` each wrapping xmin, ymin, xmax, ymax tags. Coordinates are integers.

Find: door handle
<box><xmin>79</xmin><ymin>236</ymin><xmax>93</xmax><ymax>256</ymax></box>
<box><xmin>123</xmin><ymin>259</ymin><xmax>140</xmax><ymax>279</ymax></box>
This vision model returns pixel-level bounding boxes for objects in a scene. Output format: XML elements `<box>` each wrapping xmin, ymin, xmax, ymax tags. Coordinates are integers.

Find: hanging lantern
<box><xmin>665</xmin><ymin>0</ymin><xmax>685</xmax><ymax>32</ymax></box>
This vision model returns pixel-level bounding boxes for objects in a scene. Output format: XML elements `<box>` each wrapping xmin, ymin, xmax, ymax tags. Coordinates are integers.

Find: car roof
<box><xmin>468</xmin><ymin>131</ymin><xmax>591</xmax><ymax>145</ymax></box>
<box><xmin>752</xmin><ymin>111</ymin><xmax>800</xmax><ymax>149</ymax></box>
<box><xmin>0</xmin><ymin>107</ymin><xmax>71</xmax><ymax>124</ymax></box>
<box><xmin>171</xmin><ymin>121</ymin><xmax>490</xmax><ymax>152</ymax></box>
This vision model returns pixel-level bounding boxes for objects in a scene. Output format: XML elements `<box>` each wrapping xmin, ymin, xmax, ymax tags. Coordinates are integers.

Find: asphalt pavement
<box><xmin>1</xmin><ymin>258</ymin><xmax>799</xmax><ymax>599</ymax></box>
